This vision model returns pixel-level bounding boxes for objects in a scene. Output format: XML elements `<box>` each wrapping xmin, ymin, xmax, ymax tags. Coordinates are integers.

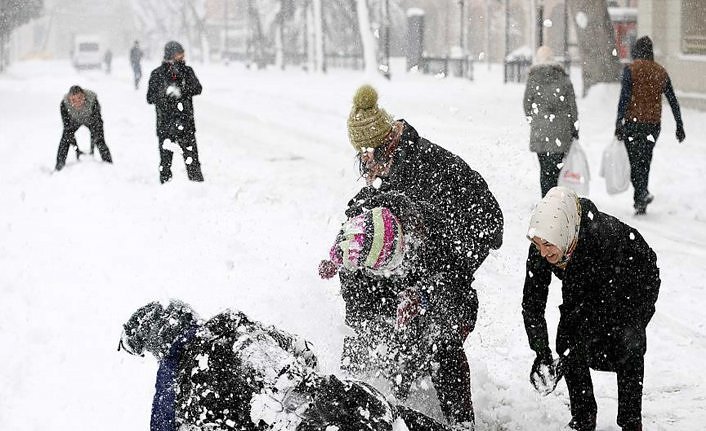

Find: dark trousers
<box><xmin>537</xmin><ymin>152</ymin><xmax>565</xmax><ymax>197</ymax></box>
<box><xmin>56</xmin><ymin>120</ymin><xmax>112</xmax><ymax>170</ymax></box>
<box><xmin>159</xmin><ymin>135</ymin><xmax>204</xmax><ymax>183</ymax></box>
<box><xmin>132</xmin><ymin>64</ymin><xmax>142</xmax><ymax>89</ymax></box>
<box><xmin>562</xmin><ymin>331</ymin><xmax>646</xmax><ymax>430</ymax></box>
<box><xmin>432</xmin><ymin>338</ymin><xmax>474</xmax><ymax>425</ymax></box>
<box><xmin>624</xmin><ymin>123</ymin><xmax>660</xmax><ymax>207</ymax></box>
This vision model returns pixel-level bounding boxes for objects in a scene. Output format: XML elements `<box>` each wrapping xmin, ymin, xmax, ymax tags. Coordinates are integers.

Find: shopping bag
<box><xmin>599</xmin><ymin>138</ymin><xmax>631</xmax><ymax>195</ymax></box>
<box><xmin>558</xmin><ymin>139</ymin><xmax>590</xmax><ymax>196</ymax></box>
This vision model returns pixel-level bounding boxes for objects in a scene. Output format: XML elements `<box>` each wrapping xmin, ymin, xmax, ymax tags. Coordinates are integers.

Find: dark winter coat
<box><xmin>349</xmin><ymin>120</ymin><xmax>503</xmax><ymax>276</ymax></box>
<box><xmin>147</xmin><ymin>308</ymin><xmax>451</xmax><ymax>431</ymax></box>
<box><xmin>340</xmin><ymin>191</ymin><xmax>479</xmax><ymax>339</ymax></box>
<box><xmin>523</xmin><ymin>63</ymin><xmax>578</xmax><ymax>154</ymax></box>
<box><xmin>522</xmin><ymin>198</ymin><xmax>660</xmax><ymax>370</ymax></box>
<box><xmin>146</xmin><ymin>61</ymin><xmax>202</xmax><ymax>140</ymax></box>
<box><xmin>130</xmin><ymin>45</ymin><xmax>143</xmax><ymax>67</ymax></box>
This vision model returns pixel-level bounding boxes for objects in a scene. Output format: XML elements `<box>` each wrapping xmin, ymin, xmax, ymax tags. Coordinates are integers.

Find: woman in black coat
<box><xmin>522</xmin><ymin>187</ymin><xmax>659</xmax><ymax>431</ymax></box>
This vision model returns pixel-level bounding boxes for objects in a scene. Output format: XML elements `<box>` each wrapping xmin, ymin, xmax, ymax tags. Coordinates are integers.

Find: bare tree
<box><xmin>568</xmin><ymin>0</ymin><xmax>622</xmax><ymax>95</ymax></box>
<box><xmin>0</xmin><ymin>0</ymin><xmax>43</xmax><ymax>71</ymax></box>
<box><xmin>356</xmin><ymin>0</ymin><xmax>378</xmax><ymax>75</ymax></box>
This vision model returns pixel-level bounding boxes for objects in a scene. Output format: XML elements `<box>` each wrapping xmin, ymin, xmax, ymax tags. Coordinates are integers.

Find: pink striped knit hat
<box><xmin>319</xmin><ymin>207</ymin><xmax>405</xmax><ymax>278</ymax></box>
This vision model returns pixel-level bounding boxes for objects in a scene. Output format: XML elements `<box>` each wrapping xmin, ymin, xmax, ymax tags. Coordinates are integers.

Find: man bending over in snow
<box><xmin>119</xmin><ymin>299</ymin><xmax>453</xmax><ymax>431</ymax></box>
<box><xmin>55</xmin><ymin>85</ymin><xmax>113</xmax><ymax>171</ymax></box>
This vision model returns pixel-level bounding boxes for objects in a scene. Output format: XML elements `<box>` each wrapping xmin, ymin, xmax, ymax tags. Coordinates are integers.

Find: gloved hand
<box><xmin>530</xmin><ymin>350</ymin><xmax>564</xmax><ymax>396</ymax></box>
<box><xmin>318</xmin><ymin>259</ymin><xmax>339</xmax><ymax>279</ymax></box>
<box><xmin>614</xmin><ymin>124</ymin><xmax>626</xmax><ymax>142</ymax></box>
<box><xmin>166</xmin><ymin>85</ymin><xmax>182</xmax><ymax>98</ymax></box>
<box><xmin>395</xmin><ymin>288</ymin><xmax>425</xmax><ymax>330</ymax></box>
<box><xmin>676</xmin><ymin>124</ymin><xmax>686</xmax><ymax>143</ymax></box>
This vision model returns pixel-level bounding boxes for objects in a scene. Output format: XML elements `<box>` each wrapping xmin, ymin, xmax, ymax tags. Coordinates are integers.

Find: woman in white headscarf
<box><xmin>522</xmin><ymin>187</ymin><xmax>660</xmax><ymax>431</ymax></box>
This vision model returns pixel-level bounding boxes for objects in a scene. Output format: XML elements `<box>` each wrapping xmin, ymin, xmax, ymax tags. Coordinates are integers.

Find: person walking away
<box><xmin>522</xmin><ymin>187</ymin><xmax>660</xmax><ymax>431</ymax></box>
<box><xmin>523</xmin><ymin>46</ymin><xmax>579</xmax><ymax>197</ymax></box>
<box><xmin>104</xmin><ymin>49</ymin><xmax>112</xmax><ymax>74</ymax></box>
<box><xmin>147</xmin><ymin>41</ymin><xmax>204</xmax><ymax>184</ymax></box>
<box><xmin>615</xmin><ymin>35</ymin><xmax>685</xmax><ymax>215</ymax></box>
<box><xmin>129</xmin><ymin>41</ymin><xmax>143</xmax><ymax>90</ymax></box>
<box><xmin>55</xmin><ymin>85</ymin><xmax>113</xmax><ymax>171</ymax></box>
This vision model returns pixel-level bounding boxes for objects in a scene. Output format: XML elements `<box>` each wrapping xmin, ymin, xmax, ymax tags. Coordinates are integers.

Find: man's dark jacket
<box><xmin>522</xmin><ymin>198</ymin><xmax>660</xmax><ymax>369</ymax></box>
<box><xmin>146</xmin><ymin>61</ymin><xmax>202</xmax><ymax>139</ymax></box>
<box><xmin>347</xmin><ymin>120</ymin><xmax>503</xmax><ymax>277</ymax></box>
<box><xmin>340</xmin><ymin>120</ymin><xmax>503</xmax><ymax>339</ymax></box>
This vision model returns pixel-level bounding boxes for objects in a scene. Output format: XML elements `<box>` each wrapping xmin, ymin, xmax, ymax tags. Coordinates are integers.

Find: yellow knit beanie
<box><xmin>347</xmin><ymin>85</ymin><xmax>393</xmax><ymax>152</ymax></box>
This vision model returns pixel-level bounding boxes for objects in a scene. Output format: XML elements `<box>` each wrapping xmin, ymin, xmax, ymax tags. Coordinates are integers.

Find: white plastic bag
<box><xmin>599</xmin><ymin>138</ymin><xmax>631</xmax><ymax>195</ymax></box>
<box><xmin>558</xmin><ymin>140</ymin><xmax>590</xmax><ymax>196</ymax></box>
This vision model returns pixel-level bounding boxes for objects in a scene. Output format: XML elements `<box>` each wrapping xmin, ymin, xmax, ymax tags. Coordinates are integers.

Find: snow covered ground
<box><xmin>1</xmin><ymin>57</ymin><xmax>705</xmax><ymax>430</ymax></box>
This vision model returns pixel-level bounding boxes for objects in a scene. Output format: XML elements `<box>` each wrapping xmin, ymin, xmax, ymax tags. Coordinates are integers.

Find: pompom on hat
<box><xmin>347</xmin><ymin>85</ymin><xmax>394</xmax><ymax>152</ymax></box>
<box><xmin>319</xmin><ymin>207</ymin><xmax>405</xmax><ymax>279</ymax></box>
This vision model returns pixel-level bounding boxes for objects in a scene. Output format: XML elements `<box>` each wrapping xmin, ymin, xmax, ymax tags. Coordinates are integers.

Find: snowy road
<box><xmin>1</xmin><ymin>58</ymin><xmax>705</xmax><ymax>430</ymax></box>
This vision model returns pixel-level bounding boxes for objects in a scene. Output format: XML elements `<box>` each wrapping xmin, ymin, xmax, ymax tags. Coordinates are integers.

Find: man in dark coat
<box><xmin>615</xmin><ymin>35</ymin><xmax>685</xmax><ymax>214</ymax></box>
<box><xmin>522</xmin><ymin>187</ymin><xmax>660</xmax><ymax>431</ymax></box>
<box><xmin>119</xmin><ymin>300</ymin><xmax>454</xmax><ymax>431</ymax></box>
<box><xmin>55</xmin><ymin>85</ymin><xmax>113</xmax><ymax>171</ymax></box>
<box><xmin>130</xmin><ymin>41</ymin><xmax>144</xmax><ymax>90</ymax></box>
<box><xmin>333</xmin><ymin>85</ymin><xmax>504</xmax><ymax>429</ymax></box>
<box><xmin>147</xmin><ymin>41</ymin><xmax>204</xmax><ymax>183</ymax></box>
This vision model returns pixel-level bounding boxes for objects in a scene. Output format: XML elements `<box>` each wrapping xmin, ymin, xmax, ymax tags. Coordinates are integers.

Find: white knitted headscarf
<box><xmin>527</xmin><ymin>187</ymin><xmax>581</xmax><ymax>256</ymax></box>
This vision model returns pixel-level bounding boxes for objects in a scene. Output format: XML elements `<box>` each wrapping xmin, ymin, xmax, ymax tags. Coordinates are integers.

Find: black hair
<box><xmin>68</xmin><ymin>85</ymin><xmax>84</xmax><ymax>95</ymax></box>
<box><xmin>632</xmin><ymin>36</ymin><xmax>654</xmax><ymax>61</ymax></box>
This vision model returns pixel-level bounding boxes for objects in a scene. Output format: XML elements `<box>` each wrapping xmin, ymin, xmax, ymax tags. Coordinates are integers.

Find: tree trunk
<box><xmin>312</xmin><ymin>0</ymin><xmax>324</xmax><ymax>72</ymax></box>
<box><xmin>568</xmin><ymin>0</ymin><xmax>622</xmax><ymax>96</ymax></box>
<box><xmin>355</xmin><ymin>0</ymin><xmax>377</xmax><ymax>76</ymax></box>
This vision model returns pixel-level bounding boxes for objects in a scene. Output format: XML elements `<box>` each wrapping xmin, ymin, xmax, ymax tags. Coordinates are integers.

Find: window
<box><xmin>682</xmin><ymin>0</ymin><xmax>706</xmax><ymax>55</ymax></box>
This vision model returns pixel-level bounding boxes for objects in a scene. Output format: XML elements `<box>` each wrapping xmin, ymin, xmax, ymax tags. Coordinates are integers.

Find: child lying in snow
<box><xmin>118</xmin><ymin>299</ymin><xmax>455</xmax><ymax>431</ymax></box>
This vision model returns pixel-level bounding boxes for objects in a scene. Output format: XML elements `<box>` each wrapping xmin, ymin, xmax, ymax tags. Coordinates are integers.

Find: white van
<box><xmin>72</xmin><ymin>35</ymin><xmax>102</xmax><ymax>70</ymax></box>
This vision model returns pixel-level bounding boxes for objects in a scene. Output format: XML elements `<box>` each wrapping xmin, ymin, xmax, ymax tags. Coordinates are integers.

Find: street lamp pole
<box><xmin>537</xmin><ymin>0</ymin><xmax>544</xmax><ymax>48</ymax></box>
<box><xmin>458</xmin><ymin>0</ymin><xmax>465</xmax><ymax>50</ymax></box>
<box><xmin>224</xmin><ymin>0</ymin><xmax>229</xmax><ymax>60</ymax></box>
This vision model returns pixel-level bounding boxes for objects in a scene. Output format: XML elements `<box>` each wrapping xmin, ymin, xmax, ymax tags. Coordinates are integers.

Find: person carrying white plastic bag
<box><xmin>558</xmin><ymin>139</ymin><xmax>590</xmax><ymax>196</ymax></box>
<box><xmin>600</xmin><ymin>138</ymin><xmax>631</xmax><ymax>195</ymax></box>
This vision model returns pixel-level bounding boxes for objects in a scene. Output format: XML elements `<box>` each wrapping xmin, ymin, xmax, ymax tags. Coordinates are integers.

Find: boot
<box><xmin>562</xmin><ymin>415</ymin><xmax>596</xmax><ymax>431</ymax></box>
<box><xmin>622</xmin><ymin>423</ymin><xmax>642</xmax><ymax>431</ymax></box>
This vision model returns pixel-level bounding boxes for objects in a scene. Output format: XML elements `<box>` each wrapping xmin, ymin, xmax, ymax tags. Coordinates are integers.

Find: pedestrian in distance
<box><xmin>130</xmin><ymin>40</ymin><xmax>143</xmax><ymax>90</ymax></box>
<box><xmin>55</xmin><ymin>85</ymin><xmax>113</xmax><ymax>171</ymax></box>
<box><xmin>326</xmin><ymin>84</ymin><xmax>503</xmax><ymax>429</ymax></box>
<box><xmin>147</xmin><ymin>41</ymin><xmax>204</xmax><ymax>184</ymax></box>
<box><xmin>523</xmin><ymin>46</ymin><xmax>579</xmax><ymax>197</ymax></box>
<box><xmin>119</xmin><ymin>299</ymin><xmax>455</xmax><ymax>431</ymax></box>
<box><xmin>522</xmin><ymin>186</ymin><xmax>659</xmax><ymax>431</ymax></box>
<box><xmin>104</xmin><ymin>48</ymin><xmax>112</xmax><ymax>74</ymax></box>
<box><xmin>615</xmin><ymin>35</ymin><xmax>685</xmax><ymax>215</ymax></box>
